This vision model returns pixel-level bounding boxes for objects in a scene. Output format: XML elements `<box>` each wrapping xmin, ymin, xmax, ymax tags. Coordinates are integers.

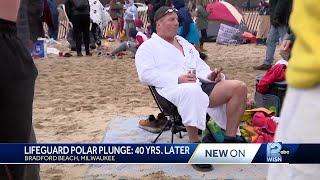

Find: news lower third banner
<box><xmin>0</xmin><ymin>143</ymin><xmax>319</xmax><ymax>164</ymax></box>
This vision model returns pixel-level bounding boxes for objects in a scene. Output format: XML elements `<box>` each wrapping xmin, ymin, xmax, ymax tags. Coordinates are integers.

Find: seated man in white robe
<box><xmin>135</xmin><ymin>7</ymin><xmax>247</xmax><ymax>144</ymax></box>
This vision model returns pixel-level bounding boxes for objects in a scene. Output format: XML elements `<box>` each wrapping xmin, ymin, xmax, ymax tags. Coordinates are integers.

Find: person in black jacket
<box><xmin>1</xmin><ymin>1</ymin><xmax>40</xmax><ymax>179</ymax></box>
<box><xmin>145</xmin><ymin>0</ymin><xmax>166</xmax><ymax>33</ymax></box>
<box><xmin>254</xmin><ymin>0</ymin><xmax>292</xmax><ymax>70</ymax></box>
<box><xmin>65</xmin><ymin>0</ymin><xmax>92</xmax><ymax>56</ymax></box>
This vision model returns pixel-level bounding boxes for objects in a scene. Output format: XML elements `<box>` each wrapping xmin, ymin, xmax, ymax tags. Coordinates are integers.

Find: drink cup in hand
<box><xmin>188</xmin><ymin>68</ymin><xmax>196</xmax><ymax>76</ymax></box>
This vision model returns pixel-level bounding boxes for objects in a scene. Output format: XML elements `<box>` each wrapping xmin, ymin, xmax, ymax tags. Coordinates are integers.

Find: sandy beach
<box><xmin>33</xmin><ymin>40</ymin><xmax>281</xmax><ymax>179</ymax></box>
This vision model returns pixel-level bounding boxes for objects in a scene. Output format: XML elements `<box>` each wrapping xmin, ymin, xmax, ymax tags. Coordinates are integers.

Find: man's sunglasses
<box><xmin>156</xmin><ymin>8</ymin><xmax>178</xmax><ymax>21</ymax></box>
<box><xmin>165</xmin><ymin>8</ymin><xmax>178</xmax><ymax>14</ymax></box>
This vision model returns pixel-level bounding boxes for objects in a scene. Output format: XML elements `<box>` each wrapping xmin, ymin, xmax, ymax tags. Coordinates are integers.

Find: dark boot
<box><xmin>86</xmin><ymin>52</ymin><xmax>92</xmax><ymax>56</ymax></box>
<box><xmin>256</xmin><ymin>38</ymin><xmax>264</xmax><ymax>45</ymax></box>
<box><xmin>191</xmin><ymin>164</ymin><xmax>214</xmax><ymax>172</ymax></box>
<box><xmin>223</xmin><ymin>135</ymin><xmax>247</xmax><ymax>143</ymax></box>
<box><xmin>262</xmin><ymin>38</ymin><xmax>267</xmax><ymax>45</ymax></box>
<box><xmin>253</xmin><ymin>64</ymin><xmax>272</xmax><ymax>70</ymax></box>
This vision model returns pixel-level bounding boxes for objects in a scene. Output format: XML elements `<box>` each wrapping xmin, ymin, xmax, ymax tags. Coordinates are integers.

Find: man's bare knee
<box><xmin>208</xmin><ymin>80</ymin><xmax>247</xmax><ymax>107</ymax></box>
<box><xmin>234</xmin><ymin>80</ymin><xmax>247</xmax><ymax>96</ymax></box>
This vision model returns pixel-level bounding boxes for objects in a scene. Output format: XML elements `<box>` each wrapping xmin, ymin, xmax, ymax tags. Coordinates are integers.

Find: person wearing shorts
<box><xmin>135</xmin><ymin>7</ymin><xmax>248</xmax><ymax>172</ymax></box>
<box><xmin>109</xmin><ymin>0</ymin><xmax>123</xmax><ymax>41</ymax></box>
<box><xmin>135</xmin><ymin>7</ymin><xmax>247</xmax><ymax>145</ymax></box>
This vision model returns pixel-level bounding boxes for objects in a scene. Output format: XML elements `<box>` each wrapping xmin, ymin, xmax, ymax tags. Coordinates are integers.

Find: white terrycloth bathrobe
<box><xmin>136</xmin><ymin>33</ymin><xmax>218</xmax><ymax>130</ymax></box>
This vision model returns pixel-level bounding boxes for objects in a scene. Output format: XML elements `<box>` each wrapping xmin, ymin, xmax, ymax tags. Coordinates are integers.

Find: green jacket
<box><xmin>196</xmin><ymin>0</ymin><xmax>210</xmax><ymax>30</ymax></box>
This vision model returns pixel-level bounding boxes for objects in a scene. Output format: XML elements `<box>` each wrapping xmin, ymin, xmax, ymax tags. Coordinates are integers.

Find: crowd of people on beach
<box><xmin>1</xmin><ymin>0</ymin><xmax>320</xmax><ymax>179</ymax></box>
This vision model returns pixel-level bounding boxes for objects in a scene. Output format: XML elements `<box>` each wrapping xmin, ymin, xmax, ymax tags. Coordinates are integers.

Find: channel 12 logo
<box><xmin>266</xmin><ymin>142</ymin><xmax>290</xmax><ymax>162</ymax></box>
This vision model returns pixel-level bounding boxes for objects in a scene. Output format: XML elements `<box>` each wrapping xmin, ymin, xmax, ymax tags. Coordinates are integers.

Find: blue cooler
<box><xmin>32</xmin><ymin>38</ymin><xmax>47</xmax><ymax>58</ymax></box>
<box><xmin>255</xmin><ymin>76</ymin><xmax>287</xmax><ymax>116</ymax></box>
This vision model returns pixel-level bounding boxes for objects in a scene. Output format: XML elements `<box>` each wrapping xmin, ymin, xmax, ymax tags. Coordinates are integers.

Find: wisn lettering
<box><xmin>267</xmin><ymin>156</ymin><xmax>282</xmax><ymax>162</ymax></box>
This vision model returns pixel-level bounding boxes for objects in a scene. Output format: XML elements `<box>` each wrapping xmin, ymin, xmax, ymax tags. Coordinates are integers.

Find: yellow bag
<box><xmin>105</xmin><ymin>29</ymin><xmax>113</xmax><ymax>38</ymax></box>
<box><xmin>119</xmin><ymin>30</ymin><xmax>127</xmax><ymax>41</ymax></box>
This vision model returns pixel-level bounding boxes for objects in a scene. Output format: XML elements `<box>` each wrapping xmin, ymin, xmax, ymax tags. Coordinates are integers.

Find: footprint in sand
<box><xmin>34</xmin><ymin>123</ymin><xmax>45</xmax><ymax>129</ymax></box>
<box><xmin>97</xmin><ymin>100</ymin><xmax>106</xmax><ymax>104</ymax></box>
<box><xmin>45</xmin><ymin>168</ymin><xmax>64</xmax><ymax>175</ymax></box>
<box><xmin>81</xmin><ymin>105</ymin><xmax>97</xmax><ymax>111</ymax></box>
<box><xmin>86</xmin><ymin>96</ymin><xmax>95</xmax><ymax>100</ymax></box>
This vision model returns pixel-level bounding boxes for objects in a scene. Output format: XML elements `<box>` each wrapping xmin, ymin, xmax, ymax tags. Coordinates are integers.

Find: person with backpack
<box><xmin>65</xmin><ymin>0</ymin><xmax>92</xmax><ymax>56</ymax></box>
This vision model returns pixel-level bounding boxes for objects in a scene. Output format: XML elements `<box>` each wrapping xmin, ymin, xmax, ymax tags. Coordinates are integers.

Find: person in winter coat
<box><xmin>124</xmin><ymin>0</ymin><xmax>138</xmax><ymax>40</ymax></box>
<box><xmin>173</xmin><ymin>0</ymin><xmax>200</xmax><ymax>50</ymax></box>
<box><xmin>196</xmin><ymin>0</ymin><xmax>212</xmax><ymax>51</ymax></box>
<box><xmin>254</xmin><ymin>0</ymin><xmax>292</xmax><ymax>70</ymax></box>
<box><xmin>65</xmin><ymin>0</ymin><xmax>92</xmax><ymax>56</ymax></box>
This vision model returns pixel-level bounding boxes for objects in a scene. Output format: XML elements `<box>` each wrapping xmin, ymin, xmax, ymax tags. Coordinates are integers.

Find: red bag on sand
<box><xmin>242</xmin><ymin>32</ymin><xmax>256</xmax><ymax>44</ymax></box>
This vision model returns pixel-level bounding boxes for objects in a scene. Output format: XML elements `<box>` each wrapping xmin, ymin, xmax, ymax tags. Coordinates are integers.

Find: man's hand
<box><xmin>208</xmin><ymin>67</ymin><xmax>223</xmax><ymax>82</ymax></box>
<box><xmin>281</xmin><ymin>39</ymin><xmax>293</xmax><ymax>51</ymax></box>
<box><xmin>178</xmin><ymin>73</ymin><xmax>197</xmax><ymax>84</ymax></box>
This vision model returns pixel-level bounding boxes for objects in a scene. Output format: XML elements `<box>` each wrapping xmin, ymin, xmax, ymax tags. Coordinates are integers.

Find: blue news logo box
<box><xmin>266</xmin><ymin>142</ymin><xmax>290</xmax><ymax>162</ymax></box>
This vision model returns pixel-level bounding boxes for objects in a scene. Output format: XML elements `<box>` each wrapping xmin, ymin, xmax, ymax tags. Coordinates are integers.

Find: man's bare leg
<box><xmin>186</xmin><ymin>126</ymin><xmax>200</xmax><ymax>143</ymax></box>
<box><xmin>208</xmin><ymin>80</ymin><xmax>247</xmax><ymax>137</ymax></box>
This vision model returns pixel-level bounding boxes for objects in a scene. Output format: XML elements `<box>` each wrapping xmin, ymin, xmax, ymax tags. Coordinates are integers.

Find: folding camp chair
<box><xmin>148</xmin><ymin>86</ymin><xmax>186</xmax><ymax>143</ymax></box>
<box><xmin>148</xmin><ymin>86</ymin><xmax>214</xmax><ymax>143</ymax></box>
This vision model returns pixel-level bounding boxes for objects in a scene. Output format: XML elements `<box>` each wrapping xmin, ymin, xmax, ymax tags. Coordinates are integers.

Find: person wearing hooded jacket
<box><xmin>124</xmin><ymin>0</ymin><xmax>138</xmax><ymax>40</ymax></box>
<box><xmin>173</xmin><ymin>0</ymin><xmax>200</xmax><ymax>50</ymax></box>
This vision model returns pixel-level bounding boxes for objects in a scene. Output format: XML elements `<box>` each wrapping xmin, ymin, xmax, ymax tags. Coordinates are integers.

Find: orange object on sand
<box><xmin>242</xmin><ymin>32</ymin><xmax>256</xmax><ymax>43</ymax></box>
<box><xmin>246</xmin><ymin>107</ymin><xmax>276</xmax><ymax>117</ymax></box>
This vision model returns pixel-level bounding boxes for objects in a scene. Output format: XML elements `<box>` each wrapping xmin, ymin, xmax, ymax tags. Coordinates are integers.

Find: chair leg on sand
<box><xmin>152</xmin><ymin>119</ymin><xmax>171</xmax><ymax>143</ymax></box>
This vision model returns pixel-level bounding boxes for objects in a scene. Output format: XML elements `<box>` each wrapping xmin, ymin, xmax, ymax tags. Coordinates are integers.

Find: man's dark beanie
<box><xmin>154</xmin><ymin>6</ymin><xmax>173</xmax><ymax>22</ymax></box>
